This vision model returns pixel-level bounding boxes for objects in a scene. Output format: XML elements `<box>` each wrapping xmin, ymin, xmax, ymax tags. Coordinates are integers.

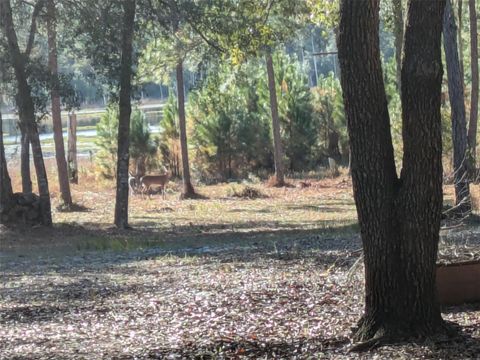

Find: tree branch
<box><xmin>24</xmin><ymin>0</ymin><xmax>46</xmax><ymax>58</ymax></box>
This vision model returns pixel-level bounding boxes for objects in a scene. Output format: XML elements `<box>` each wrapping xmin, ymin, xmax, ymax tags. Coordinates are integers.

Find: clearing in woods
<box><xmin>1</xmin><ymin>168</ymin><xmax>480</xmax><ymax>358</ymax></box>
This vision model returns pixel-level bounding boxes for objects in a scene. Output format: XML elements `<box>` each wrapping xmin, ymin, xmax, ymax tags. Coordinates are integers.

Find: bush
<box><xmin>189</xmin><ymin>61</ymin><xmax>273</xmax><ymax>181</ymax></box>
<box><xmin>95</xmin><ymin>105</ymin><xmax>157</xmax><ymax>179</ymax></box>
<box><xmin>227</xmin><ymin>185</ymin><xmax>266</xmax><ymax>199</ymax></box>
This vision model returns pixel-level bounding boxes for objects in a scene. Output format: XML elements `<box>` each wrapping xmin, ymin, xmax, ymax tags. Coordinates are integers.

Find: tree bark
<box><xmin>443</xmin><ymin>0</ymin><xmax>471</xmax><ymax>214</ymax></box>
<box><xmin>266</xmin><ymin>53</ymin><xmax>285</xmax><ymax>186</ymax></box>
<box><xmin>392</xmin><ymin>0</ymin><xmax>404</xmax><ymax>91</ymax></box>
<box><xmin>176</xmin><ymin>59</ymin><xmax>195</xmax><ymax>198</ymax></box>
<box><xmin>1</xmin><ymin>0</ymin><xmax>52</xmax><ymax>226</ymax></box>
<box><xmin>0</xmin><ymin>107</ymin><xmax>14</xmax><ymax>222</ymax></box>
<box><xmin>19</xmin><ymin>122</ymin><xmax>32</xmax><ymax>194</ymax></box>
<box><xmin>47</xmin><ymin>0</ymin><xmax>72</xmax><ymax>207</ymax></box>
<box><xmin>467</xmin><ymin>0</ymin><xmax>479</xmax><ymax>162</ymax></box>
<box><xmin>114</xmin><ymin>0</ymin><xmax>136</xmax><ymax>229</ymax></box>
<box><xmin>458</xmin><ymin>0</ymin><xmax>465</xmax><ymax>84</ymax></box>
<box><xmin>338</xmin><ymin>0</ymin><xmax>447</xmax><ymax>344</ymax></box>
<box><xmin>67</xmin><ymin>112</ymin><xmax>78</xmax><ymax>184</ymax></box>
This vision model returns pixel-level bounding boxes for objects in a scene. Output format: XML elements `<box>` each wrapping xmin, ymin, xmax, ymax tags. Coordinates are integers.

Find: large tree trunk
<box><xmin>176</xmin><ymin>59</ymin><xmax>195</xmax><ymax>198</ymax></box>
<box><xmin>0</xmin><ymin>107</ymin><xmax>14</xmax><ymax>222</ymax></box>
<box><xmin>266</xmin><ymin>53</ymin><xmax>285</xmax><ymax>186</ymax></box>
<box><xmin>67</xmin><ymin>112</ymin><xmax>78</xmax><ymax>184</ymax></box>
<box><xmin>338</xmin><ymin>0</ymin><xmax>447</xmax><ymax>345</ymax></box>
<box><xmin>392</xmin><ymin>0</ymin><xmax>404</xmax><ymax>91</ymax></box>
<box><xmin>443</xmin><ymin>0</ymin><xmax>471</xmax><ymax>214</ymax></box>
<box><xmin>47</xmin><ymin>0</ymin><xmax>72</xmax><ymax>207</ymax></box>
<box><xmin>19</xmin><ymin>123</ymin><xmax>32</xmax><ymax>194</ymax></box>
<box><xmin>1</xmin><ymin>0</ymin><xmax>52</xmax><ymax>226</ymax></box>
<box><xmin>114</xmin><ymin>0</ymin><xmax>136</xmax><ymax>229</ymax></box>
<box><xmin>467</xmin><ymin>0</ymin><xmax>479</xmax><ymax>162</ymax></box>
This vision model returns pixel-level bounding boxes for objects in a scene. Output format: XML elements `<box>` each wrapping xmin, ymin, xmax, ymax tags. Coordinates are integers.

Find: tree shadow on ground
<box><xmin>0</xmin><ymin>220</ymin><xmax>361</xmax><ymax>276</ymax></box>
<box><xmin>131</xmin><ymin>336</ymin><xmax>351</xmax><ymax>359</ymax></box>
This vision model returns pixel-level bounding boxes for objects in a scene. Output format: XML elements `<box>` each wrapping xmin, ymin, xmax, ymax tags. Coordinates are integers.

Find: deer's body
<box><xmin>140</xmin><ymin>173</ymin><xmax>169</xmax><ymax>199</ymax></box>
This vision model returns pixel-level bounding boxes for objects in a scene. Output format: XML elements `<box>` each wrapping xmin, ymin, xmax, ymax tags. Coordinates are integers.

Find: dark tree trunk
<box><xmin>266</xmin><ymin>53</ymin><xmax>285</xmax><ymax>186</ymax></box>
<box><xmin>327</xmin><ymin>130</ymin><xmax>341</xmax><ymax>161</ymax></box>
<box><xmin>176</xmin><ymin>59</ymin><xmax>195</xmax><ymax>198</ymax></box>
<box><xmin>467</xmin><ymin>0</ymin><xmax>479</xmax><ymax>162</ymax></box>
<box><xmin>67</xmin><ymin>112</ymin><xmax>78</xmax><ymax>184</ymax></box>
<box><xmin>338</xmin><ymin>0</ymin><xmax>447</xmax><ymax>345</ymax></box>
<box><xmin>47</xmin><ymin>0</ymin><xmax>72</xmax><ymax>207</ymax></box>
<box><xmin>458</xmin><ymin>0</ymin><xmax>465</xmax><ymax>83</ymax></box>
<box><xmin>114</xmin><ymin>0</ymin><xmax>136</xmax><ymax>229</ymax></box>
<box><xmin>1</xmin><ymin>0</ymin><xmax>52</xmax><ymax>226</ymax></box>
<box><xmin>392</xmin><ymin>0</ymin><xmax>404</xmax><ymax>91</ymax></box>
<box><xmin>0</xmin><ymin>107</ymin><xmax>14</xmax><ymax>221</ymax></box>
<box><xmin>19</xmin><ymin>123</ymin><xmax>32</xmax><ymax>194</ymax></box>
<box><xmin>443</xmin><ymin>0</ymin><xmax>471</xmax><ymax>214</ymax></box>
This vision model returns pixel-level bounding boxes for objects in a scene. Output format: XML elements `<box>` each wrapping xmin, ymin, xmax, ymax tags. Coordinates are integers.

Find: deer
<box><xmin>139</xmin><ymin>168</ymin><xmax>170</xmax><ymax>199</ymax></box>
<box><xmin>128</xmin><ymin>171</ymin><xmax>140</xmax><ymax>195</ymax></box>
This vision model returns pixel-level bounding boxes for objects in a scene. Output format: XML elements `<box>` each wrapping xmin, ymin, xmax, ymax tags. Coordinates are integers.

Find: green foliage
<box><xmin>158</xmin><ymin>93</ymin><xmax>181</xmax><ymax>177</ymax></box>
<box><xmin>307</xmin><ymin>0</ymin><xmax>339</xmax><ymax>28</ymax></box>
<box><xmin>192</xmin><ymin>0</ymin><xmax>309</xmax><ymax>64</ymax></box>
<box><xmin>311</xmin><ymin>73</ymin><xmax>348</xmax><ymax>163</ymax></box>
<box><xmin>129</xmin><ymin>109</ymin><xmax>157</xmax><ymax>170</ymax></box>
<box><xmin>95</xmin><ymin>105</ymin><xmax>119</xmax><ymax>178</ymax></box>
<box><xmin>271</xmin><ymin>52</ymin><xmax>317</xmax><ymax>171</ymax></box>
<box><xmin>95</xmin><ymin>105</ymin><xmax>157</xmax><ymax>178</ymax></box>
<box><xmin>189</xmin><ymin>61</ymin><xmax>272</xmax><ymax>181</ymax></box>
<box><xmin>189</xmin><ymin>53</ymin><xmax>324</xmax><ymax>180</ymax></box>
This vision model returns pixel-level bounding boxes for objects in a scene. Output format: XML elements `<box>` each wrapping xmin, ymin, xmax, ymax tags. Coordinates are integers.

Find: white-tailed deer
<box><xmin>140</xmin><ymin>170</ymin><xmax>170</xmax><ymax>199</ymax></box>
<box><xmin>128</xmin><ymin>171</ymin><xmax>140</xmax><ymax>195</ymax></box>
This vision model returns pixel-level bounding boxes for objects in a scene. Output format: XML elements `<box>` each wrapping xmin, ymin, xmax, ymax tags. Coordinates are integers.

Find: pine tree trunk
<box><xmin>19</xmin><ymin>123</ymin><xmax>32</xmax><ymax>194</ymax></box>
<box><xmin>0</xmin><ymin>107</ymin><xmax>14</xmax><ymax>222</ymax></box>
<box><xmin>338</xmin><ymin>0</ymin><xmax>447</xmax><ymax>345</ymax></box>
<box><xmin>114</xmin><ymin>0</ymin><xmax>136</xmax><ymax>229</ymax></box>
<box><xmin>467</xmin><ymin>0</ymin><xmax>479</xmax><ymax>162</ymax></box>
<box><xmin>1</xmin><ymin>0</ymin><xmax>52</xmax><ymax>226</ymax></box>
<box><xmin>443</xmin><ymin>0</ymin><xmax>471</xmax><ymax>214</ymax></box>
<box><xmin>176</xmin><ymin>59</ymin><xmax>195</xmax><ymax>198</ymax></box>
<box><xmin>266</xmin><ymin>53</ymin><xmax>285</xmax><ymax>186</ymax></box>
<box><xmin>47</xmin><ymin>0</ymin><xmax>72</xmax><ymax>207</ymax></box>
<box><xmin>392</xmin><ymin>0</ymin><xmax>404</xmax><ymax>91</ymax></box>
<box><xmin>67</xmin><ymin>112</ymin><xmax>78</xmax><ymax>184</ymax></box>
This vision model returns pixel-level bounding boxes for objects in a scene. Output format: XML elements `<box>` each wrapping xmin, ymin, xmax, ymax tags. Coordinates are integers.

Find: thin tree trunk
<box><xmin>443</xmin><ymin>0</ymin><xmax>471</xmax><ymax>214</ymax></box>
<box><xmin>19</xmin><ymin>122</ymin><xmax>32</xmax><ymax>194</ymax></box>
<box><xmin>338</xmin><ymin>0</ymin><xmax>447</xmax><ymax>345</ymax></box>
<box><xmin>114</xmin><ymin>0</ymin><xmax>136</xmax><ymax>229</ymax></box>
<box><xmin>176</xmin><ymin>59</ymin><xmax>195</xmax><ymax>198</ymax></box>
<box><xmin>458</xmin><ymin>0</ymin><xmax>465</xmax><ymax>84</ymax></box>
<box><xmin>311</xmin><ymin>32</ymin><xmax>319</xmax><ymax>87</ymax></box>
<box><xmin>392</xmin><ymin>0</ymin><xmax>404</xmax><ymax>91</ymax></box>
<box><xmin>467</xmin><ymin>0</ymin><xmax>479</xmax><ymax>162</ymax></box>
<box><xmin>1</xmin><ymin>0</ymin><xmax>52</xmax><ymax>226</ymax></box>
<box><xmin>47</xmin><ymin>0</ymin><xmax>72</xmax><ymax>207</ymax></box>
<box><xmin>67</xmin><ymin>112</ymin><xmax>78</xmax><ymax>184</ymax></box>
<box><xmin>0</xmin><ymin>107</ymin><xmax>14</xmax><ymax>221</ymax></box>
<box><xmin>266</xmin><ymin>53</ymin><xmax>285</xmax><ymax>186</ymax></box>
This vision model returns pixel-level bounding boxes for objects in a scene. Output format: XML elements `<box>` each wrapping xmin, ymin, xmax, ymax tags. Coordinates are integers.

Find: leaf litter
<box><xmin>0</xmin><ymin>180</ymin><xmax>479</xmax><ymax>359</ymax></box>
<box><xmin>1</xmin><ymin>235</ymin><xmax>480</xmax><ymax>359</ymax></box>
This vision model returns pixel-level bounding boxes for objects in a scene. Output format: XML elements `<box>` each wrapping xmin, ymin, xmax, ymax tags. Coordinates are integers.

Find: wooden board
<box><xmin>437</xmin><ymin>261</ymin><xmax>480</xmax><ymax>306</ymax></box>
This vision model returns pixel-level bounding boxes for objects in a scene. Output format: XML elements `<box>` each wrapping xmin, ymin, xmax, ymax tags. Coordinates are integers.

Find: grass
<box><xmin>3</xmin><ymin>162</ymin><xmax>358</xmax><ymax>256</ymax></box>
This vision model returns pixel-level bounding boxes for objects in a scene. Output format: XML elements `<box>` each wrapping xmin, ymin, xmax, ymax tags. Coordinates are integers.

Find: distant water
<box><xmin>3</xmin><ymin>125</ymin><xmax>160</xmax><ymax>161</ymax></box>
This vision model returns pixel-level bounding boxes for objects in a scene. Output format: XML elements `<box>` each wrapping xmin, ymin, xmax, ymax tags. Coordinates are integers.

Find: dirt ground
<box><xmin>1</xmin><ymin>170</ymin><xmax>480</xmax><ymax>359</ymax></box>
